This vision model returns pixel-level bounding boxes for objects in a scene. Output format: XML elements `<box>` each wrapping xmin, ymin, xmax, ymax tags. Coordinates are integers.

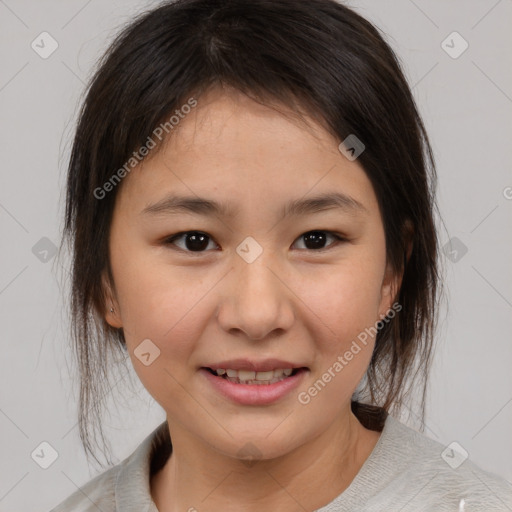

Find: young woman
<box><xmin>52</xmin><ymin>0</ymin><xmax>512</xmax><ymax>510</ymax></box>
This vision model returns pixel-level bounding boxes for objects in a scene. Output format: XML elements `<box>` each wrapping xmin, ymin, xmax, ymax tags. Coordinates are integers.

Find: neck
<box><xmin>151</xmin><ymin>409</ymin><xmax>381</xmax><ymax>512</ymax></box>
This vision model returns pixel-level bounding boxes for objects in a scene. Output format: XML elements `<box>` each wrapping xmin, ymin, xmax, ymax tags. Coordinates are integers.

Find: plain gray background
<box><xmin>1</xmin><ymin>0</ymin><xmax>511</xmax><ymax>510</ymax></box>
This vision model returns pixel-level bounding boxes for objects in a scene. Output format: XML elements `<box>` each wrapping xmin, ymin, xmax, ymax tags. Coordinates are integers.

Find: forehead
<box><xmin>115</xmin><ymin>88</ymin><xmax>380</xmax><ymax>220</ymax></box>
<box><xmin>162</xmin><ymin>87</ymin><xmax>335</xmax><ymax>157</ymax></box>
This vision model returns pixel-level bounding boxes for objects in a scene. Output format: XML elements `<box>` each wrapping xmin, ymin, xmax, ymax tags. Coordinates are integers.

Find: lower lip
<box><xmin>200</xmin><ymin>368</ymin><xmax>308</xmax><ymax>405</ymax></box>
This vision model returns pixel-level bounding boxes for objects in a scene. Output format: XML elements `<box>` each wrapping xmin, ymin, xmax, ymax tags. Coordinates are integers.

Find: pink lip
<box><xmin>203</xmin><ymin>358</ymin><xmax>305</xmax><ymax>372</ymax></box>
<box><xmin>199</xmin><ymin>367</ymin><xmax>308</xmax><ymax>405</ymax></box>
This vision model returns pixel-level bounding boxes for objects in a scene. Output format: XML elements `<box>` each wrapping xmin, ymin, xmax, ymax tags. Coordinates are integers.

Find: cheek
<box><xmin>111</xmin><ymin>247</ymin><xmax>215</xmax><ymax>360</ymax></box>
<box><xmin>292</xmin><ymin>263</ymin><xmax>383</xmax><ymax>413</ymax></box>
<box><xmin>113</xmin><ymin>261</ymin><xmax>217</xmax><ymax>411</ymax></box>
<box><xmin>297</xmin><ymin>257</ymin><xmax>385</xmax><ymax>349</ymax></box>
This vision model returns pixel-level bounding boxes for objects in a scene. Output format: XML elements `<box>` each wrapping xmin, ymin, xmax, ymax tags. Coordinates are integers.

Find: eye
<box><xmin>163</xmin><ymin>230</ymin><xmax>345</xmax><ymax>253</ymax></box>
<box><xmin>291</xmin><ymin>230</ymin><xmax>346</xmax><ymax>251</ymax></box>
<box><xmin>164</xmin><ymin>231</ymin><xmax>219</xmax><ymax>252</ymax></box>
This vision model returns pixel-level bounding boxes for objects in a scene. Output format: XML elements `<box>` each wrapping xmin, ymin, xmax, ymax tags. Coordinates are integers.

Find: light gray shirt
<box><xmin>50</xmin><ymin>414</ymin><xmax>512</xmax><ymax>511</ymax></box>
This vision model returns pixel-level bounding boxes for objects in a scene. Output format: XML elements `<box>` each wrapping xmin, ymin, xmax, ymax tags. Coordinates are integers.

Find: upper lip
<box><xmin>203</xmin><ymin>358</ymin><xmax>307</xmax><ymax>372</ymax></box>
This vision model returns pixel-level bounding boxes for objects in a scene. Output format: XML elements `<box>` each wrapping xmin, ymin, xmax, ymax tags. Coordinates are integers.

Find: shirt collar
<box><xmin>115</xmin><ymin>420</ymin><xmax>170</xmax><ymax>512</ymax></box>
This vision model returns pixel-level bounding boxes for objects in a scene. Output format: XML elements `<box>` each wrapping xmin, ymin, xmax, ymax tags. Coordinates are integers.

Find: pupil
<box><xmin>185</xmin><ymin>232</ymin><xmax>209</xmax><ymax>251</ymax></box>
<box><xmin>304</xmin><ymin>231</ymin><xmax>326</xmax><ymax>249</ymax></box>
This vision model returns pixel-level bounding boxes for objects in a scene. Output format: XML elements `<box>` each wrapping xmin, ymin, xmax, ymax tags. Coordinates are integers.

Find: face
<box><xmin>104</xmin><ymin>87</ymin><xmax>399</xmax><ymax>461</ymax></box>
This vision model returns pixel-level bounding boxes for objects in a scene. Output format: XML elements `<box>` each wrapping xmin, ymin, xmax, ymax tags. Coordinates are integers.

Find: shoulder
<box><xmin>49</xmin><ymin>421</ymin><xmax>170</xmax><ymax>512</ymax></box>
<box><xmin>49</xmin><ymin>464</ymin><xmax>119</xmax><ymax>512</ymax></box>
<box><xmin>367</xmin><ymin>415</ymin><xmax>512</xmax><ymax>511</ymax></box>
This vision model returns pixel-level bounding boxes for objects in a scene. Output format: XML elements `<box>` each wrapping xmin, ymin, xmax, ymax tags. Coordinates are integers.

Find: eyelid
<box><xmin>163</xmin><ymin>230</ymin><xmax>347</xmax><ymax>254</ymax></box>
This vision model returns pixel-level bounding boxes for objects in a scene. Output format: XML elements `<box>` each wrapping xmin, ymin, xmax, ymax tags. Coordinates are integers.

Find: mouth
<box><xmin>199</xmin><ymin>365</ymin><xmax>309</xmax><ymax>405</ymax></box>
<box><xmin>202</xmin><ymin>367</ymin><xmax>306</xmax><ymax>385</ymax></box>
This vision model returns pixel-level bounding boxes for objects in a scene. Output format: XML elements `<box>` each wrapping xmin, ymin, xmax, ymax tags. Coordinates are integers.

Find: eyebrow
<box><xmin>140</xmin><ymin>192</ymin><xmax>368</xmax><ymax>219</ymax></box>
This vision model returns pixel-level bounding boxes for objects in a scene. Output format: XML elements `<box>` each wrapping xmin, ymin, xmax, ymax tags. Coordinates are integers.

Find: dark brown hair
<box><xmin>58</xmin><ymin>0</ymin><xmax>442</xmax><ymax>466</ymax></box>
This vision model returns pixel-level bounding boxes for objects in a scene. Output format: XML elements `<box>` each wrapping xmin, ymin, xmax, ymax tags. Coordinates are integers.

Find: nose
<box><xmin>215</xmin><ymin>250</ymin><xmax>295</xmax><ymax>341</ymax></box>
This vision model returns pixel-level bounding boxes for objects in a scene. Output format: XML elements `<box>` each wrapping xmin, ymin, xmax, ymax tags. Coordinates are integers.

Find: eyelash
<box><xmin>162</xmin><ymin>230</ymin><xmax>347</xmax><ymax>254</ymax></box>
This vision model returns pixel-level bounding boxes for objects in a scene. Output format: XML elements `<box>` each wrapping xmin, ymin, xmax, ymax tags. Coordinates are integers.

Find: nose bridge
<box><xmin>236</xmin><ymin>246</ymin><xmax>279</xmax><ymax>300</ymax></box>
<box><xmin>217</xmin><ymin>239</ymin><xmax>294</xmax><ymax>340</ymax></box>
<box><xmin>236</xmin><ymin>242</ymin><xmax>283</xmax><ymax>316</ymax></box>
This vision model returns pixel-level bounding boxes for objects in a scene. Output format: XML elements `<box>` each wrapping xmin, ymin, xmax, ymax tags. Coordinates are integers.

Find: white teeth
<box><xmin>238</xmin><ymin>370</ymin><xmax>256</xmax><ymax>380</ymax></box>
<box><xmin>213</xmin><ymin>368</ymin><xmax>295</xmax><ymax>382</ymax></box>
<box><xmin>256</xmin><ymin>371</ymin><xmax>274</xmax><ymax>381</ymax></box>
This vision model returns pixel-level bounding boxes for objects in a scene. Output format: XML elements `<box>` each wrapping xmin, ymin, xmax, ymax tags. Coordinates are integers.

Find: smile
<box><xmin>207</xmin><ymin>367</ymin><xmax>297</xmax><ymax>385</ymax></box>
<box><xmin>200</xmin><ymin>367</ymin><xmax>308</xmax><ymax>405</ymax></box>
